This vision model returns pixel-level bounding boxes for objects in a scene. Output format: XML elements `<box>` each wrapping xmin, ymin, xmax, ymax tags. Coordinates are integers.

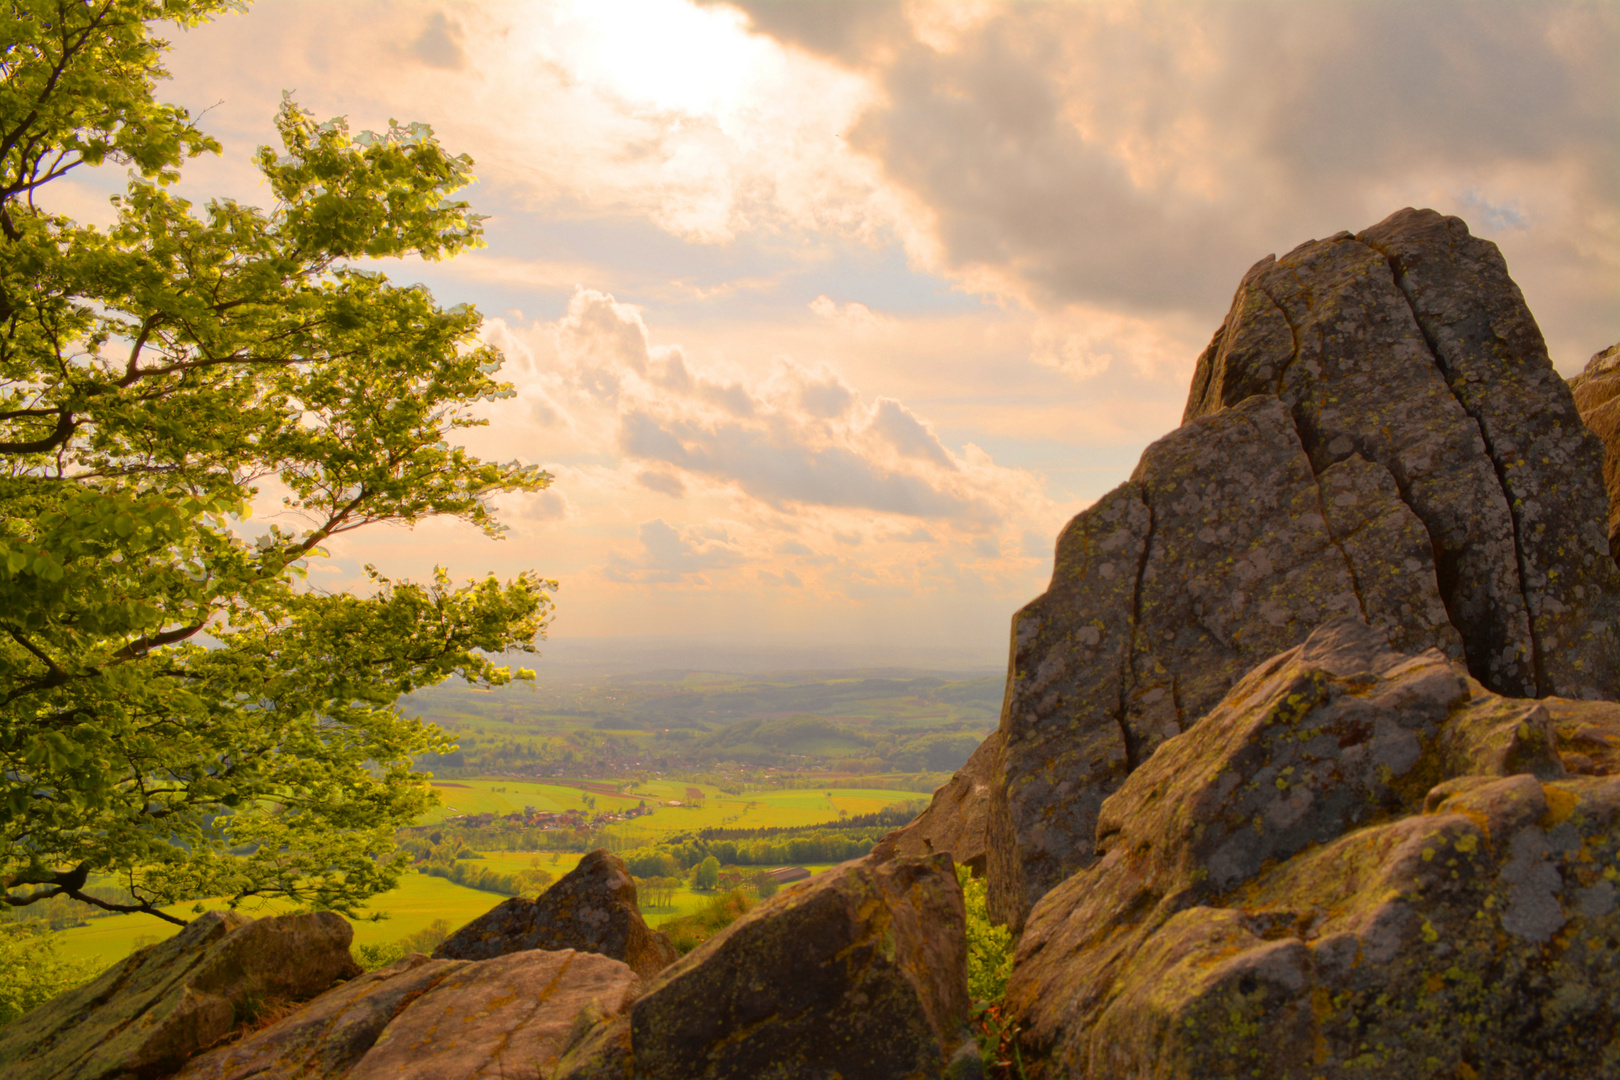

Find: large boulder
<box><xmin>981</xmin><ymin>207</ymin><xmax>1620</xmax><ymax>929</ymax></box>
<box><xmin>555</xmin><ymin>853</ymin><xmax>970</xmax><ymax>1080</ymax></box>
<box><xmin>0</xmin><ymin>910</ymin><xmax>358</xmax><ymax>1080</ymax></box>
<box><xmin>175</xmin><ymin>948</ymin><xmax>639</xmax><ymax>1080</ymax></box>
<box><xmin>432</xmin><ymin>849</ymin><xmax>677</xmax><ymax>980</ymax></box>
<box><xmin>986</xmin><ymin>392</ymin><xmax>1461</xmax><ymax>927</ymax></box>
<box><xmin>1567</xmin><ymin>340</ymin><xmax>1620</xmax><ymax>558</ymax></box>
<box><xmin>1006</xmin><ymin>619</ymin><xmax>1620</xmax><ymax>1079</ymax></box>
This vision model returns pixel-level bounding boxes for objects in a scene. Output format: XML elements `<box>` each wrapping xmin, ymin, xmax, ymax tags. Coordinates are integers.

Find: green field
<box><xmin>45</xmin><ymin>779</ymin><xmax>916</xmax><ymax>974</ymax></box>
<box><xmin>419</xmin><ymin>776</ymin><xmax>920</xmax><ymax>836</ymax></box>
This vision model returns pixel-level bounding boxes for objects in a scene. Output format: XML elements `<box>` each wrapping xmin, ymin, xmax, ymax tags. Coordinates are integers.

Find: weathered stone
<box><xmin>1360</xmin><ymin>210</ymin><xmax>1620</xmax><ymax>700</ymax></box>
<box><xmin>172</xmin><ymin>952</ymin><xmax>462</xmax><ymax>1080</ymax></box>
<box><xmin>1006</xmin><ymin>619</ymin><xmax>1620</xmax><ymax>1079</ymax></box>
<box><xmin>1568</xmin><ymin>340</ymin><xmax>1620</xmax><ymax>559</ymax></box>
<box><xmin>1544</xmin><ymin>694</ymin><xmax>1620</xmax><ymax>776</ymax></box>
<box><xmin>0</xmin><ymin>910</ymin><xmax>358</xmax><ymax>1080</ymax></box>
<box><xmin>579</xmin><ymin>853</ymin><xmax>968</xmax><ymax>1080</ymax></box>
<box><xmin>175</xmin><ymin>947</ymin><xmax>638</xmax><ymax>1080</ymax></box>
<box><xmin>986</xmin><ymin>395</ymin><xmax>1458</xmax><ymax>927</ymax></box>
<box><xmin>1187</xmin><ymin>208</ymin><xmax>1620</xmax><ymax>700</ymax></box>
<box><xmin>433</xmin><ymin>848</ymin><xmax>677</xmax><ymax>980</ymax></box>
<box><xmin>875</xmin><ymin>728</ymin><xmax>999</xmax><ymax>876</ymax></box>
<box><xmin>553</xmin><ymin>1014</ymin><xmax>634</xmax><ymax>1080</ymax></box>
<box><xmin>347</xmin><ymin>949</ymin><xmax>638</xmax><ymax>1080</ymax></box>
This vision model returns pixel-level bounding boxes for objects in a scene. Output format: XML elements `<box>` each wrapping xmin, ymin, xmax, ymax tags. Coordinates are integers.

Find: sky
<box><xmin>51</xmin><ymin>1</ymin><xmax>1620</xmax><ymax>667</ymax></box>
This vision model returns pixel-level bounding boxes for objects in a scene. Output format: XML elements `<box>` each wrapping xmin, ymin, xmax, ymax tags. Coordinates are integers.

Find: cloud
<box><xmin>798</xmin><ymin>375</ymin><xmax>855</xmax><ymax>418</ymax></box>
<box><xmin>411</xmin><ymin>11</ymin><xmax>467</xmax><ymax>70</ymax></box>
<box><xmin>527</xmin><ymin>288</ymin><xmax>1019</xmax><ymax>526</ymax></box>
<box><xmin>604</xmin><ymin>519</ymin><xmax>745</xmax><ymax>583</ymax></box>
<box><xmin>721</xmin><ymin>1</ymin><xmax>1620</xmax><ymax>357</ymax></box>
<box><xmin>776</xmin><ymin>539</ymin><xmax>814</xmax><ymax>555</ymax></box>
<box><xmin>869</xmin><ymin>398</ymin><xmax>953</xmax><ymax>467</ymax></box>
<box><xmin>809</xmin><ymin>294</ymin><xmax>889</xmax><ymax>332</ymax></box>
<box><xmin>637</xmin><ymin>470</ymin><xmax>686</xmax><ymax>497</ymax></box>
<box><xmin>619</xmin><ymin>410</ymin><xmax>985</xmax><ymax>518</ymax></box>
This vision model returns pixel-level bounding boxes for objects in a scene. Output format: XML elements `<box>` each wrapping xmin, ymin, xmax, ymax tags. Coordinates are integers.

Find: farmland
<box><xmin>32</xmin><ymin>667</ymin><xmax>982</xmax><ymax>977</ymax></box>
<box><xmin>45</xmin><ymin>777</ymin><xmax>924</xmax><ymax>973</ymax></box>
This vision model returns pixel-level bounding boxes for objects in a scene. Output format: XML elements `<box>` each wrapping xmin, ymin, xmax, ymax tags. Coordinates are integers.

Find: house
<box><xmin>765</xmin><ymin>867</ymin><xmax>811</xmax><ymax>885</ymax></box>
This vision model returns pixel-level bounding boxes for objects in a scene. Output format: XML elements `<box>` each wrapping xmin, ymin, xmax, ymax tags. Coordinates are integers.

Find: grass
<box><xmin>38</xmin><ymin>773</ymin><xmax>874</xmax><ymax>977</ymax></box>
<box><xmin>39</xmin><ymin>774</ymin><xmax>908</xmax><ymax>976</ymax></box>
<box><xmin>655</xmin><ymin>890</ymin><xmax>755</xmax><ymax>954</ymax></box>
<box><xmin>48</xmin><ymin>863</ymin><xmax>588</xmax><ymax>974</ymax></box>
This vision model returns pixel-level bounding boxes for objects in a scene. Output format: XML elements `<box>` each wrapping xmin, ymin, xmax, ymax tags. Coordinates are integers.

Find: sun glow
<box><xmin>548</xmin><ymin>0</ymin><xmax>765</xmax><ymax>119</ymax></box>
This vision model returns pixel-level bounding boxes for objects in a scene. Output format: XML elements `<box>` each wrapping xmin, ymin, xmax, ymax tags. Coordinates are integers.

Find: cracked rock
<box><xmin>1006</xmin><ymin>620</ymin><xmax>1620</xmax><ymax>1080</ymax></box>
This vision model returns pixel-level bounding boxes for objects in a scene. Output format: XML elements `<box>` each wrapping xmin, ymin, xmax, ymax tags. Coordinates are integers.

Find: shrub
<box><xmin>656</xmin><ymin>890</ymin><xmax>753</xmax><ymax>955</ymax></box>
<box><xmin>352</xmin><ymin>941</ymin><xmax>408</xmax><ymax>971</ymax></box>
<box><xmin>957</xmin><ymin>863</ymin><xmax>1012</xmax><ymax>1004</ymax></box>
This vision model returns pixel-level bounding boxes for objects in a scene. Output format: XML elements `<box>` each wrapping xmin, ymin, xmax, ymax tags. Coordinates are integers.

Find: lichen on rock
<box><xmin>1006</xmin><ymin>619</ymin><xmax>1620</xmax><ymax>1079</ymax></box>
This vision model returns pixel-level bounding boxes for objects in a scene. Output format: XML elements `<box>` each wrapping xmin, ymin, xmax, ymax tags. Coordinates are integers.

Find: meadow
<box><xmin>48</xmin><ymin>779</ymin><xmax>919</xmax><ymax>973</ymax></box>
<box><xmin>417</xmin><ymin>775</ymin><xmax>921</xmax><ymax>834</ymax></box>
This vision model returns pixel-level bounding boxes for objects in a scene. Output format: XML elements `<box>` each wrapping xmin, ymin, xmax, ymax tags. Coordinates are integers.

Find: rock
<box><xmin>875</xmin><ymin>729</ymin><xmax>999</xmax><ymax>876</ymax></box>
<box><xmin>559</xmin><ymin>853</ymin><xmax>969</xmax><ymax>1080</ymax></box>
<box><xmin>432</xmin><ymin>849</ymin><xmax>677</xmax><ymax>980</ymax></box>
<box><xmin>986</xmin><ymin>394</ymin><xmax>1460</xmax><ymax>928</ymax></box>
<box><xmin>0</xmin><ymin>910</ymin><xmax>358</xmax><ymax>1080</ymax></box>
<box><xmin>980</xmin><ymin>207</ymin><xmax>1620</xmax><ymax>930</ymax></box>
<box><xmin>176</xmin><ymin>948</ymin><xmax>639</xmax><ymax>1080</ymax></box>
<box><xmin>1567</xmin><ymin>341</ymin><xmax>1620</xmax><ymax>558</ymax></box>
<box><xmin>1544</xmin><ymin>695</ymin><xmax>1620</xmax><ymax>776</ymax></box>
<box><xmin>172</xmin><ymin>954</ymin><xmax>465</xmax><ymax>1080</ymax></box>
<box><xmin>347</xmin><ymin>949</ymin><xmax>637</xmax><ymax>1080</ymax></box>
<box><xmin>1005</xmin><ymin>619</ymin><xmax>1620</xmax><ymax>1079</ymax></box>
<box><xmin>1188</xmin><ymin>207</ymin><xmax>1619</xmax><ymax>701</ymax></box>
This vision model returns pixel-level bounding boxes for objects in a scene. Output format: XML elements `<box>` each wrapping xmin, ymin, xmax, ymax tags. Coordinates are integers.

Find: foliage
<box><xmin>656</xmin><ymin>889</ymin><xmax>752</xmax><ymax>955</ymax></box>
<box><xmin>957</xmin><ymin>863</ymin><xmax>1019</xmax><ymax>1077</ymax></box>
<box><xmin>632</xmin><ymin>874</ymin><xmax>681</xmax><ymax>908</ymax></box>
<box><xmin>0</xmin><ymin>0</ymin><xmax>553</xmax><ymax>924</ymax></box>
<box><xmin>957</xmin><ymin>863</ymin><xmax>1011</xmax><ymax>1004</ymax></box>
<box><xmin>0</xmin><ymin>922</ymin><xmax>97</xmax><ymax>1027</ymax></box>
<box><xmin>691</xmin><ymin>854</ymin><xmax>720</xmax><ymax>890</ymax></box>
<box><xmin>419</xmin><ymin>861</ymin><xmax>522</xmax><ymax>897</ymax></box>
<box><xmin>351</xmin><ymin>915</ymin><xmax>453</xmax><ymax>971</ymax></box>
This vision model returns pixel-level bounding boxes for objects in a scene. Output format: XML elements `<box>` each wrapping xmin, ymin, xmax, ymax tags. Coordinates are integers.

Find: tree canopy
<box><xmin>0</xmin><ymin>0</ymin><xmax>553</xmax><ymax>923</ymax></box>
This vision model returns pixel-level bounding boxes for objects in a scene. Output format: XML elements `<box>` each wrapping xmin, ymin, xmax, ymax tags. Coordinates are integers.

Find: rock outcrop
<box><xmin>174</xmin><ymin>946</ymin><xmax>639</xmax><ymax>1080</ymax></box>
<box><xmin>972</xmin><ymin>207</ymin><xmax>1620</xmax><ymax>930</ymax></box>
<box><xmin>555</xmin><ymin>852</ymin><xmax>970</xmax><ymax>1080</ymax></box>
<box><xmin>1568</xmin><ymin>340</ymin><xmax>1620</xmax><ymax>558</ymax></box>
<box><xmin>0</xmin><ymin>910</ymin><xmax>359</xmax><ymax>1080</ymax></box>
<box><xmin>1005</xmin><ymin>618</ymin><xmax>1620</xmax><ymax>1079</ymax></box>
<box><xmin>432</xmin><ymin>848</ymin><xmax>677</xmax><ymax>980</ymax></box>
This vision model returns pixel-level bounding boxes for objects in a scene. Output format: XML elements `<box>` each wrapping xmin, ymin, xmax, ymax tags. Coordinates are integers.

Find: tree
<box><xmin>0</xmin><ymin>0</ymin><xmax>553</xmax><ymax>924</ymax></box>
<box><xmin>692</xmin><ymin>855</ymin><xmax>720</xmax><ymax>891</ymax></box>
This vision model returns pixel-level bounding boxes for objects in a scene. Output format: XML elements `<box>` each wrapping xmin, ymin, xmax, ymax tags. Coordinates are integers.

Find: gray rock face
<box><xmin>0</xmin><ymin>910</ymin><xmax>358</xmax><ymax>1080</ymax></box>
<box><xmin>1007</xmin><ymin>619</ymin><xmax>1620</xmax><ymax>1079</ymax></box>
<box><xmin>1187</xmin><ymin>207</ymin><xmax>1619</xmax><ymax>701</ymax></box>
<box><xmin>175</xmin><ymin>948</ymin><xmax>640</xmax><ymax>1080</ymax></box>
<box><xmin>987</xmin><ymin>393</ymin><xmax>1460</xmax><ymax>928</ymax></box>
<box><xmin>432</xmin><ymin>849</ymin><xmax>677</xmax><ymax>980</ymax></box>
<box><xmin>557</xmin><ymin>853</ymin><xmax>969</xmax><ymax>1080</ymax></box>
<box><xmin>980</xmin><ymin>207</ymin><xmax>1620</xmax><ymax>931</ymax></box>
